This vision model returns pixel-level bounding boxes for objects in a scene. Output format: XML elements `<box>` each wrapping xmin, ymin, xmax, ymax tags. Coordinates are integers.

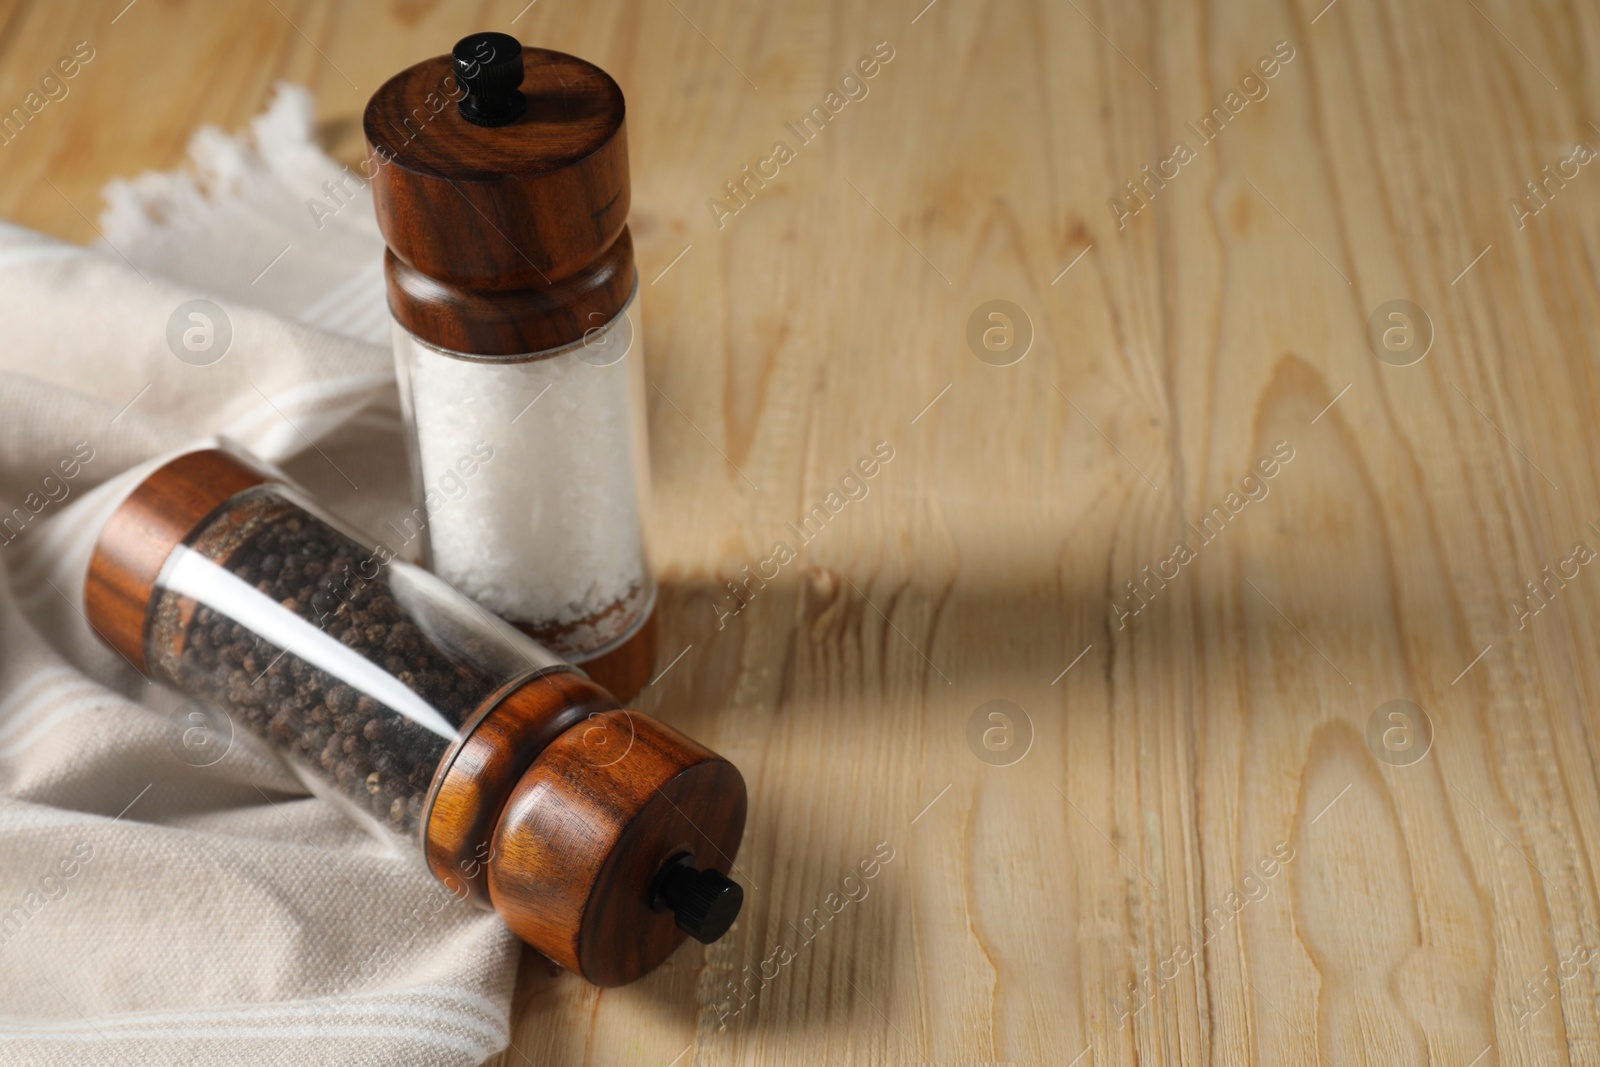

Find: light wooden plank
<box><xmin>2</xmin><ymin>0</ymin><xmax>1597</xmax><ymax>1063</ymax></box>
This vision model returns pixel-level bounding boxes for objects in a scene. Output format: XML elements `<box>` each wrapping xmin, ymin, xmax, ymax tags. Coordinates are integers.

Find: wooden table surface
<box><xmin>5</xmin><ymin>0</ymin><xmax>1599</xmax><ymax>1063</ymax></box>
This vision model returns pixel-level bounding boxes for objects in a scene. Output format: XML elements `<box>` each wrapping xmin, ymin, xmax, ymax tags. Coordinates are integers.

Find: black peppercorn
<box><xmin>153</xmin><ymin>491</ymin><xmax>505</xmax><ymax>836</ymax></box>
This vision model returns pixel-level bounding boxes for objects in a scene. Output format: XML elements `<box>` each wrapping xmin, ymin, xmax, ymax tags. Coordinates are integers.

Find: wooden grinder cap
<box><xmin>424</xmin><ymin>673</ymin><xmax>749</xmax><ymax>986</ymax></box>
<box><xmin>483</xmin><ymin>707</ymin><xmax>748</xmax><ymax>986</ymax></box>
<box><xmin>363</xmin><ymin>33</ymin><xmax>636</xmax><ymax>355</ymax></box>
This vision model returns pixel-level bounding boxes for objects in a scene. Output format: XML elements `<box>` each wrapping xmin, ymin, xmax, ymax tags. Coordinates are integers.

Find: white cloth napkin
<box><xmin>0</xmin><ymin>85</ymin><xmax>520</xmax><ymax>1066</ymax></box>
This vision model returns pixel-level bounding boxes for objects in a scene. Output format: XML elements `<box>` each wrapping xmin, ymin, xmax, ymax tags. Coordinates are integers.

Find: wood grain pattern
<box><xmin>366</xmin><ymin>44</ymin><xmax>635</xmax><ymax>354</ymax></box>
<box><xmin>489</xmin><ymin>709</ymin><xmax>746</xmax><ymax>987</ymax></box>
<box><xmin>423</xmin><ymin>668</ymin><xmax>618</xmax><ymax>906</ymax></box>
<box><xmin>383</xmin><ymin>233</ymin><xmax>637</xmax><ymax>357</ymax></box>
<box><xmin>8</xmin><ymin>0</ymin><xmax>1600</xmax><ymax>1062</ymax></box>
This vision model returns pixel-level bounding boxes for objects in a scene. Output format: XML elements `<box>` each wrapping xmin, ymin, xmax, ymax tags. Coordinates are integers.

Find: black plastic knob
<box><xmin>453</xmin><ymin>32</ymin><xmax>527</xmax><ymax>127</ymax></box>
<box><xmin>652</xmin><ymin>854</ymin><xmax>744</xmax><ymax>944</ymax></box>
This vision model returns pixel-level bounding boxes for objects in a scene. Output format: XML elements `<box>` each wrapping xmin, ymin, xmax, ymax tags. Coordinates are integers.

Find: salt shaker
<box><xmin>84</xmin><ymin>446</ymin><xmax>746</xmax><ymax>986</ymax></box>
<box><xmin>364</xmin><ymin>33</ymin><xmax>656</xmax><ymax>702</ymax></box>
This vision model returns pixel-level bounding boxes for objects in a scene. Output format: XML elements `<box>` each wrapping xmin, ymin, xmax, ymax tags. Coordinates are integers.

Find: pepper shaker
<box><xmin>364</xmin><ymin>32</ymin><xmax>656</xmax><ymax>701</ymax></box>
<box><xmin>84</xmin><ymin>445</ymin><xmax>746</xmax><ymax>986</ymax></box>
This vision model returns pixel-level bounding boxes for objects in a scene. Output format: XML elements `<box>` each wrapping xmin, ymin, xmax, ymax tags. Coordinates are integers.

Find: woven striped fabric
<box><xmin>0</xmin><ymin>85</ymin><xmax>519</xmax><ymax>1067</ymax></box>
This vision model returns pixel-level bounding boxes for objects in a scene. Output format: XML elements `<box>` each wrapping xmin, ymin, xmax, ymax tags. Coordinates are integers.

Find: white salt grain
<box><xmin>399</xmin><ymin>307</ymin><xmax>650</xmax><ymax>655</ymax></box>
